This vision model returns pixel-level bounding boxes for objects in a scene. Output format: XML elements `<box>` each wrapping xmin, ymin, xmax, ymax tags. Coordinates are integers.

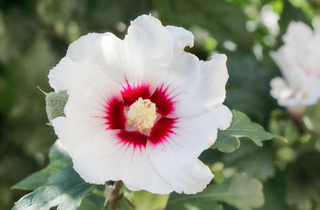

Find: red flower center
<box><xmin>102</xmin><ymin>82</ymin><xmax>177</xmax><ymax>148</ymax></box>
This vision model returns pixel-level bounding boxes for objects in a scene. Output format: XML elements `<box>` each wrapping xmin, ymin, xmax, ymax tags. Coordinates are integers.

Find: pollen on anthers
<box><xmin>126</xmin><ymin>97</ymin><xmax>157</xmax><ymax>133</ymax></box>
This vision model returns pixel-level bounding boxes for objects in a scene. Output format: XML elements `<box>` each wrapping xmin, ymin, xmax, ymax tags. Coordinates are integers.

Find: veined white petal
<box><xmin>48</xmin><ymin>57</ymin><xmax>100</xmax><ymax>93</ymax></box>
<box><xmin>160</xmin><ymin>26</ymin><xmax>228</xmax><ymax>117</ymax></box>
<box><xmin>50</xmin><ymin>55</ymin><xmax>124</xmax><ymax>155</ymax></box>
<box><xmin>63</xmin><ymin>64</ymin><xmax>123</xmax><ymax>130</ymax></box>
<box><xmin>72</xmin><ymin>130</ymin><xmax>174</xmax><ymax>194</ymax></box>
<box><xmin>49</xmin><ymin>33</ymin><xmax>109</xmax><ymax>92</ymax></box>
<box><xmin>146</xmin><ymin>105</ymin><xmax>231</xmax><ymax>194</ymax></box>
<box><xmin>148</xmin><ymin>145</ymin><xmax>214</xmax><ymax>194</ymax></box>
<box><xmin>100</xmin><ymin>15</ymin><xmax>174</xmax><ymax>92</ymax></box>
<box><xmin>165</xmin><ymin>25</ymin><xmax>194</xmax><ymax>49</ymax></box>
<box><xmin>158</xmin><ymin>52</ymin><xmax>229</xmax><ymax>118</ymax></box>
<box><xmin>51</xmin><ymin>116</ymin><xmax>82</xmax><ymax>156</ymax></box>
<box><xmin>66</xmin><ymin>33</ymin><xmax>106</xmax><ymax>64</ymax></box>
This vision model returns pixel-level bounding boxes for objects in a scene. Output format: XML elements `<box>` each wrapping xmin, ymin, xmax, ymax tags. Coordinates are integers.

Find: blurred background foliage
<box><xmin>1</xmin><ymin>0</ymin><xmax>320</xmax><ymax>209</ymax></box>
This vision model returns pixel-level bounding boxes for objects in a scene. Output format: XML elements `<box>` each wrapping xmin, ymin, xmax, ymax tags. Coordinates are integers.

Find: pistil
<box><xmin>126</xmin><ymin>97</ymin><xmax>157</xmax><ymax>133</ymax></box>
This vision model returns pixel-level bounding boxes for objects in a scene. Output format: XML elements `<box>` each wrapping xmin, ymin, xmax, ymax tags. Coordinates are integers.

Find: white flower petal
<box><xmin>48</xmin><ymin>32</ymin><xmax>109</xmax><ymax>92</ymax></box>
<box><xmin>165</xmin><ymin>25</ymin><xmax>194</xmax><ymax>49</ymax></box>
<box><xmin>146</xmin><ymin>105</ymin><xmax>231</xmax><ymax>194</ymax></box>
<box><xmin>66</xmin><ymin>33</ymin><xmax>106</xmax><ymax>64</ymax></box>
<box><xmin>48</xmin><ymin>57</ymin><xmax>100</xmax><ymax>93</ymax></box>
<box><xmin>63</xmin><ymin>66</ymin><xmax>123</xmax><ymax>130</ymax></box>
<box><xmin>100</xmin><ymin>15</ymin><xmax>174</xmax><ymax>91</ymax></box>
<box><xmin>51</xmin><ymin>116</ymin><xmax>81</xmax><ymax>156</ymax></box>
<box><xmin>271</xmin><ymin>68</ymin><xmax>320</xmax><ymax>107</ymax></box>
<box><xmin>270</xmin><ymin>21</ymin><xmax>320</xmax><ymax>110</ymax></box>
<box><xmin>50</xmin><ymin>54</ymin><xmax>125</xmax><ymax>155</ymax></box>
<box><xmin>72</xmin><ymin>130</ymin><xmax>174</xmax><ymax>194</ymax></box>
<box><xmin>157</xmin><ymin>52</ymin><xmax>229</xmax><ymax>118</ymax></box>
<box><xmin>306</xmin><ymin>32</ymin><xmax>320</xmax><ymax>74</ymax></box>
<box><xmin>152</xmin><ymin>26</ymin><xmax>228</xmax><ymax>117</ymax></box>
<box><xmin>270</xmin><ymin>49</ymin><xmax>293</xmax><ymax>80</ymax></box>
<box><xmin>283</xmin><ymin>22</ymin><xmax>313</xmax><ymax>51</ymax></box>
<box><xmin>148</xmin><ymin>148</ymin><xmax>213</xmax><ymax>194</ymax></box>
<box><xmin>270</xmin><ymin>77</ymin><xmax>292</xmax><ymax>106</ymax></box>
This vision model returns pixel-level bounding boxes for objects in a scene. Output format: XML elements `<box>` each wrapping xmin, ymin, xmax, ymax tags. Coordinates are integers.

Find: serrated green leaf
<box><xmin>12</xmin><ymin>169</ymin><xmax>95</xmax><ymax>210</ymax></box>
<box><xmin>212</xmin><ymin>110</ymin><xmax>286</xmax><ymax>153</ymax></box>
<box><xmin>165</xmin><ymin>173</ymin><xmax>264</xmax><ymax>210</ymax></box>
<box><xmin>154</xmin><ymin>0</ymin><xmax>253</xmax><ymax>52</ymax></box>
<box><xmin>13</xmin><ymin>140</ymin><xmax>72</xmax><ymax>190</ymax></box>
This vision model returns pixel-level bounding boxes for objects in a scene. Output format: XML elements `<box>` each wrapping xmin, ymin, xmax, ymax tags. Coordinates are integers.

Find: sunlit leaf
<box><xmin>166</xmin><ymin>173</ymin><xmax>264</xmax><ymax>210</ymax></box>
<box><xmin>12</xmin><ymin>169</ymin><xmax>95</xmax><ymax>210</ymax></box>
<box><xmin>212</xmin><ymin>110</ymin><xmax>286</xmax><ymax>153</ymax></box>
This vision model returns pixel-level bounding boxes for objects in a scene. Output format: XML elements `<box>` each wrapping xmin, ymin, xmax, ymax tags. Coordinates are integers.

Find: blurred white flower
<box><xmin>261</xmin><ymin>4</ymin><xmax>279</xmax><ymax>37</ymax></box>
<box><xmin>48</xmin><ymin>15</ymin><xmax>232</xmax><ymax>194</ymax></box>
<box><xmin>270</xmin><ymin>21</ymin><xmax>320</xmax><ymax>118</ymax></box>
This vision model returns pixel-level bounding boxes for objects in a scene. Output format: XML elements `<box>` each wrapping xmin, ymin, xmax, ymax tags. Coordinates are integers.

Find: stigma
<box><xmin>127</xmin><ymin>97</ymin><xmax>157</xmax><ymax>133</ymax></box>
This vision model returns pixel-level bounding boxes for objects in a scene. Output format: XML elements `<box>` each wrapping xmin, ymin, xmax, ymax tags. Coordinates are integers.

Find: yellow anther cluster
<box><xmin>127</xmin><ymin>97</ymin><xmax>157</xmax><ymax>132</ymax></box>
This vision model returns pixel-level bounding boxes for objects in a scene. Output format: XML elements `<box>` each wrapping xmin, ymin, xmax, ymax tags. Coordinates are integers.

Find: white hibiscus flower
<box><xmin>48</xmin><ymin>15</ymin><xmax>232</xmax><ymax>195</ymax></box>
<box><xmin>270</xmin><ymin>21</ymin><xmax>320</xmax><ymax>118</ymax></box>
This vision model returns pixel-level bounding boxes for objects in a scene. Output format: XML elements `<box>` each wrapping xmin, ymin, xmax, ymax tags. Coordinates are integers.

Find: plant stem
<box><xmin>108</xmin><ymin>181</ymin><xmax>124</xmax><ymax>210</ymax></box>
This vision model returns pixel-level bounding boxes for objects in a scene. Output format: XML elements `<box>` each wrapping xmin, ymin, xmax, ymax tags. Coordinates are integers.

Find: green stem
<box><xmin>107</xmin><ymin>181</ymin><xmax>124</xmax><ymax>210</ymax></box>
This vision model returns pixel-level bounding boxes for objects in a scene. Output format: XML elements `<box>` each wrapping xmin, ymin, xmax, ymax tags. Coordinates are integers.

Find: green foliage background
<box><xmin>1</xmin><ymin>0</ymin><xmax>320</xmax><ymax>209</ymax></box>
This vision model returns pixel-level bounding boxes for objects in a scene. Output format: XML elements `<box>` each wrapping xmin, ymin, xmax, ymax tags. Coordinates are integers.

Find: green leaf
<box><xmin>130</xmin><ymin>190</ymin><xmax>169</xmax><ymax>210</ymax></box>
<box><xmin>154</xmin><ymin>0</ymin><xmax>253</xmax><ymax>52</ymax></box>
<box><xmin>223</xmin><ymin>141</ymin><xmax>276</xmax><ymax>181</ymax></box>
<box><xmin>165</xmin><ymin>173</ymin><xmax>264</xmax><ymax>210</ymax></box>
<box><xmin>77</xmin><ymin>192</ymin><xmax>106</xmax><ymax>210</ymax></box>
<box><xmin>12</xmin><ymin>169</ymin><xmax>95</xmax><ymax>210</ymax></box>
<box><xmin>13</xmin><ymin>140</ymin><xmax>72</xmax><ymax>190</ymax></box>
<box><xmin>212</xmin><ymin>110</ymin><xmax>286</xmax><ymax>153</ymax></box>
<box><xmin>115</xmin><ymin>197</ymin><xmax>135</xmax><ymax>210</ymax></box>
<box><xmin>268</xmin><ymin>109</ymin><xmax>300</xmax><ymax>145</ymax></box>
<box><xmin>45</xmin><ymin>91</ymin><xmax>69</xmax><ymax>121</ymax></box>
